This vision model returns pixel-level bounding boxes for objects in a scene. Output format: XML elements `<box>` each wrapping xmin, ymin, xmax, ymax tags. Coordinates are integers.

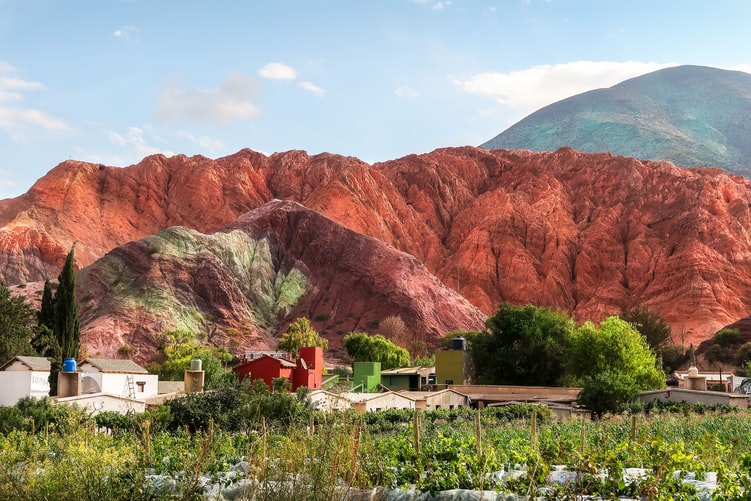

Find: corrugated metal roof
<box><xmin>0</xmin><ymin>356</ymin><xmax>51</xmax><ymax>371</ymax></box>
<box><xmin>380</xmin><ymin>366</ymin><xmax>434</xmax><ymax>376</ymax></box>
<box><xmin>80</xmin><ymin>358</ymin><xmax>148</xmax><ymax>374</ymax></box>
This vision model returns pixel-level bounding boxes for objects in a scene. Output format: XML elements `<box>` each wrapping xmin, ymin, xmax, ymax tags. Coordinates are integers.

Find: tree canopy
<box><xmin>276</xmin><ymin>317</ymin><xmax>328</xmax><ymax>359</ymax></box>
<box><xmin>466</xmin><ymin>303</ymin><xmax>665</xmax><ymax>414</ymax></box>
<box><xmin>0</xmin><ymin>283</ymin><xmax>38</xmax><ymax>364</ymax></box>
<box><xmin>53</xmin><ymin>246</ymin><xmax>80</xmax><ymax>361</ymax></box>
<box><xmin>619</xmin><ymin>304</ymin><xmax>672</xmax><ymax>354</ymax></box>
<box><xmin>473</xmin><ymin>303</ymin><xmax>574</xmax><ymax>386</ymax></box>
<box><xmin>343</xmin><ymin>332</ymin><xmax>411</xmax><ymax>370</ymax></box>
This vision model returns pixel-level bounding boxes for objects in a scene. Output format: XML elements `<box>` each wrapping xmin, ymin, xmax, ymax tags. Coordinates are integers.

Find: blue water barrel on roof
<box><xmin>62</xmin><ymin>358</ymin><xmax>77</xmax><ymax>372</ymax></box>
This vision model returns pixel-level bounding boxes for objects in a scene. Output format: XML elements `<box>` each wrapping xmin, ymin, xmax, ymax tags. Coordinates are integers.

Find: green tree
<box><xmin>568</xmin><ymin>316</ymin><xmax>664</xmax><ymax>414</ymax></box>
<box><xmin>343</xmin><ymin>332</ymin><xmax>410</xmax><ymax>369</ymax></box>
<box><xmin>567</xmin><ymin>316</ymin><xmax>664</xmax><ymax>390</ymax></box>
<box><xmin>277</xmin><ymin>317</ymin><xmax>328</xmax><ymax>359</ymax></box>
<box><xmin>54</xmin><ymin>246</ymin><xmax>80</xmax><ymax>361</ymax></box>
<box><xmin>32</xmin><ymin>280</ymin><xmax>58</xmax><ymax>357</ymax></box>
<box><xmin>473</xmin><ymin>303</ymin><xmax>574</xmax><ymax>386</ymax></box>
<box><xmin>620</xmin><ymin>304</ymin><xmax>673</xmax><ymax>354</ymax></box>
<box><xmin>151</xmin><ymin>329</ymin><xmax>232</xmax><ymax>389</ymax></box>
<box><xmin>0</xmin><ymin>283</ymin><xmax>38</xmax><ymax>364</ymax></box>
<box><xmin>578</xmin><ymin>370</ymin><xmax>640</xmax><ymax>417</ymax></box>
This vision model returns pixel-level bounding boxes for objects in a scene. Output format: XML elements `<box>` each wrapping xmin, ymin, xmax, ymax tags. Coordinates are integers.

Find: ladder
<box><xmin>126</xmin><ymin>375</ymin><xmax>136</xmax><ymax>398</ymax></box>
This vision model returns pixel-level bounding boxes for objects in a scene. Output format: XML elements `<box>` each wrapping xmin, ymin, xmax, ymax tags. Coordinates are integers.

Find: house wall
<box><xmin>308</xmin><ymin>391</ymin><xmax>350</xmax><ymax>412</ymax></box>
<box><xmin>238</xmin><ymin>357</ymin><xmax>295</xmax><ymax>391</ymax></box>
<box><xmin>83</xmin><ymin>373</ymin><xmax>158</xmax><ymax>399</ymax></box>
<box><xmin>423</xmin><ymin>391</ymin><xmax>470</xmax><ymax>410</ymax></box>
<box><xmin>353</xmin><ymin>362</ymin><xmax>381</xmax><ymax>392</ymax></box>
<box><xmin>435</xmin><ymin>350</ymin><xmax>468</xmax><ymax>386</ymax></box>
<box><xmin>358</xmin><ymin>393</ymin><xmax>416</xmax><ymax>412</ymax></box>
<box><xmin>299</xmin><ymin>347</ymin><xmax>323</xmax><ymax>388</ymax></box>
<box><xmin>638</xmin><ymin>389</ymin><xmax>749</xmax><ymax>409</ymax></box>
<box><xmin>56</xmin><ymin>394</ymin><xmax>146</xmax><ymax>415</ymax></box>
<box><xmin>381</xmin><ymin>375</ymin><xmax>413</xmax><ymax>391</ymax></box>
<box><xmin>0</xmin><ymin>372</ymin><xmax>50</xmax><ymax>406</ymax></box>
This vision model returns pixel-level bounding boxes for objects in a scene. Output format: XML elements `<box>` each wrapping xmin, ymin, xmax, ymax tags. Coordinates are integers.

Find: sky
<box><xmin>2</xmin><ymin>0</ymin><xmax>751</xmax><ymax>200</ymax></box>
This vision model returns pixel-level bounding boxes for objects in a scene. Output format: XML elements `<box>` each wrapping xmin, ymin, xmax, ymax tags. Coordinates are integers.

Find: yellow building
<box><xmin>435</xmin><ymin>337</ymin><xmax>471</xmax><ymax>386</ymax></box>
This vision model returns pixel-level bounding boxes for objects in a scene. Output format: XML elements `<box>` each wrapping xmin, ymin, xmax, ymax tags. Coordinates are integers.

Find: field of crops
<box><xmin>1</xmin><ymin>398</ymin><xmax>751</xmax><ymax>500</ymax></box>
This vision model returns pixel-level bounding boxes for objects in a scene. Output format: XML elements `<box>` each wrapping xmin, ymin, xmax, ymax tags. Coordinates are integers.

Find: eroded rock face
<box><xmin>4</xmin><ymin>146</ymin><xmax>751</xmax><ymax>348</ymax></box>
<box><xmin>77</xmin><ymin>201</ymin><xmax>487</xmax><ymax>362</ymax></box>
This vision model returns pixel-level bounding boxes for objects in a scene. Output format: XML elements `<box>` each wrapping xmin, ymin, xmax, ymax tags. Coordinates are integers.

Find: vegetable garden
<box><xmin>2</xmin><ymin>394</ymin><xmax>751</xmax><ymax>500</ymax></box>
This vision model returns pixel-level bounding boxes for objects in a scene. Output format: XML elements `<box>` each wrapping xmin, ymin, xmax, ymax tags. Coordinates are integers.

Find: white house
<box><xmin>308</xmin><ymin>389</ymin><xmax>352</xmax><ymax>412</ymax></box>
<box><xmin>344</xmin><ymin>391</ymin><xmax>417</xmax><ymax>412</ymax></box>
<box><xmin>0</xmin><ymin>356</ymin><xmax>51</xmax><ymax>407</ymax></box>
<box><xmin>398</xmin><ymin>389</ymin><xmax>471</xmax><ymax>410</ymax></box>
<box><xmin>78</xmin><ymin>358</ymin><xmax>159</xmax><ymax>399</ymax></box>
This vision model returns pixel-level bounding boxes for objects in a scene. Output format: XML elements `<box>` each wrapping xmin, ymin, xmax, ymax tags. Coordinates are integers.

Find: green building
<box><xmin>353</xmin><ymin>361</ymin><xmax>381</xmax><ymax>392</ymax></box>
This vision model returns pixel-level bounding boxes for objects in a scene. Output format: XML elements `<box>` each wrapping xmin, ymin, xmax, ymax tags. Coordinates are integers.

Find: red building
<box><xmin>232</xmin><ymin>346</ymin><xmax>323</xmax><ymax>392</ymax></box>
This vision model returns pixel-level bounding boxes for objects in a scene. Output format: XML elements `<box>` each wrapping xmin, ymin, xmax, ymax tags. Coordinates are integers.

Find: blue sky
<box><xmin>1</xmin><ymin>0</ymin><xmax>751</xmax><ymax>200</ymax></box>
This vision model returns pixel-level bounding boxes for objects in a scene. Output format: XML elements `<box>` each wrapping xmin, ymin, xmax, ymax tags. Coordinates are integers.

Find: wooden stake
<box><xmin>475</xmin><ymin>411</ymin><xmax>483</xmax><ymax>456</ymax></box>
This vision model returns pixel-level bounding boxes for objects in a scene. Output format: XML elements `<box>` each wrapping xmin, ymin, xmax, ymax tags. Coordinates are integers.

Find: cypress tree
<box><xmin>54</xmin><ymin>245</ymin><xmax>80</xmax><ymax>361</ymax></box>
<box><xmin>37</xmin><ymin>279</ymin><xmax>55</xmax><ymax>331</ymax></box>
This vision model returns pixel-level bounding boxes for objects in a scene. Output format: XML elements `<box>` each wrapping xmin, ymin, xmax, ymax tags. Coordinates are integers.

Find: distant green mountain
<box><xmin>481</xmin><ymin>65</ymin><xmax>751</xmax><ymax>176</ymax></box>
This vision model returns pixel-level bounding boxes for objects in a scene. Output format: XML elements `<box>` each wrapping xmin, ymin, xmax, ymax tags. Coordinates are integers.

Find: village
<box><xmin>2</xmin><ymin>334</ymin><xmax>750</xmax><ymax>418</ymax></box>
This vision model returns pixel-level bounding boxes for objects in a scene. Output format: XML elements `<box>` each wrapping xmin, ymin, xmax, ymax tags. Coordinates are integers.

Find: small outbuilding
<box><xmin>344</xmin><ymin>391</ymin><xmax>417</xmax><ymax>412</ymax></box>
<box><xmin>77</xmin><ymin>358</ymin><xmax>158</xmax><ymax>399</ymax></box>
<box><xmin>307</xmin><ymin>389</ymin><xmax>352</xmax><ymax>412</ymax></box>
<box><xmin>0</xmin><ymin>356</ymin><xmax>51</xmax><ymax>406</ymax></box>
<box><xmin>398</xmin><ymin>388</ymin><xmax>471</xmax><ymax>410</ymax></box>
<box><xmin>381</xmin><ymin>366</ymin><xmax>435</xmax><ymax>391</ymax></box>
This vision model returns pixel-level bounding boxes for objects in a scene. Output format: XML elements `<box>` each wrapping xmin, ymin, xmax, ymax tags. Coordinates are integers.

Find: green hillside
<box><xmin>482</xmin><ymin>65</ymin><xmax>751</xmax><ymax>176</ymax></box>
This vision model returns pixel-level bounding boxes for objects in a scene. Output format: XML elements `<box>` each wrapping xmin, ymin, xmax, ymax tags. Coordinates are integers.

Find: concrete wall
<box><xmin>0</xmin><ymin>371</ymin><xmax>50</xmax><ymax>406</ymax></box>
<box><xmin>82</xmin><ymin>373</ymin><xmax>159</xmax><ymax>398</ymax></box>
<box><xmin>435</xmin><ymin>350</ymin><xmax>468</xmax><ymax>386</ymax></box>
<box><xmin>423</xmin><ymin>391</ymin><xmax>470</xmax><ymax>410</ymax></box>
<box><xmin>308</xmin><ymin>390</ymin><xmax>350</xmax><ymax>412</ymax></box>
<box><xmin>56</xmin><ymin>394</ymin><xmax>146</xmax><ymax>415</ymax></box>
<box><xmin>357</xmin><ymin>392</ymin><xmax>416</xmax><ymax>412</ymax></box>
<box><xmin>638</xmin><ymin>389</ymin><xmax>749</xmax><ymax>409</ymax></box>
<box><xmin>353</xmin><ymin>362</ymin><xmax>381</xmax><ymax>392</ymax></box>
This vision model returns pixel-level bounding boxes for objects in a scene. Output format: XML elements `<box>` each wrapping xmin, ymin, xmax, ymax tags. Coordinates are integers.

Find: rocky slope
<box><xmin>482</xmin><ymin>65</ymin><xmax>751</xmax><ymax>177</ymax></box>
<box><xmin>78</xmin><ymin>200</ymin><xmax>486</xmax><ymax>362</ymax></box>
<box><xmin>4</xmin><ymin>146</ymin><xmax>751</xmax><ymax>349</ymax></box>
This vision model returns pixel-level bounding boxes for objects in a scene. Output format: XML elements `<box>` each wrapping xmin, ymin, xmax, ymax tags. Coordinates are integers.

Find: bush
<box><xmin>578</xmin><ymin>370</ymin><xmax>639</xmax><ymax>417</ymax></box>
<box><xmin>713</xmin><ymin>328</ymin><xmax>744</xmax><ymax>347</ymax></box>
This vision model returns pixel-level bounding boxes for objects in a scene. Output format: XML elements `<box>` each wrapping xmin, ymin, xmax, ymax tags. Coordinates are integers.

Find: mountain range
<box><xmin>3</xmin><ymin>145</ymin><xmax>751</xmax><ymax>363</ymax></box>
<box><xmin>482</xmin><ymin>65</ymin><xmax>751</xmax><ymax>177</ymax></box>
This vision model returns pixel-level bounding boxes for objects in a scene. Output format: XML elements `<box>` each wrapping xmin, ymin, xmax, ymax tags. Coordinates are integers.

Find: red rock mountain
<box><xmin>78</xmin><ymin>200</ymin><xmax>486</xmax><ymax>362</ymax></box>
<box><xmin>3</xmin><ymin>146</ymin><xmax>751</xmax><ymax>349</ymax></box>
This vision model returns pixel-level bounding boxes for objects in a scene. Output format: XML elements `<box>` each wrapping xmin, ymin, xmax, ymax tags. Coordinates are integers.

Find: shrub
<box><xmin>578</xmin><ymin>370</ymin><xmax>639</xmax><ymax>417</ymax></box>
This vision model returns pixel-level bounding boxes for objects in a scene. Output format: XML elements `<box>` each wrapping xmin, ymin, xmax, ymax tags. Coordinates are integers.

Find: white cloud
<box><xmin>113</xmin><ymin>25</ymin><xmax>140</xmax><ymax>43</ymax></box>
<box><xmin>76</xmin><ymin>125</ymin><xmax>174</xmax><ymax>166</ymax></box>
<box><xmin>454</xmin><ymin>61</ymin><xmax>679</xmax><ymax>113</ymax></box>
<box><xmin>0</xmin><ymin>168</ymin><xmax>18</xmax><ymax>194</ymax></box>
<box><xmin>259</xmin><ymin>62</ymin><xmax>297</xmax><ymax>80</ymax></box>
<box><xmin>297</xmin><ymin>81</ymin><xmax>325</xmax><ymax>97</ymax></box>
<box><xmin>156</xmin><ymin>73</ymin><xmax>260</xmax><ymax>123</ymax></box>
<box><xmin>176</xmin><ymin>130</ymin><xmax>224</xmax><ymax>151</ymax></box>
<box><xmin>395</xmin><ymin>85</ymin><xmax>419</xmax><ymax>99</ymax></box>
<box><xmin>412</xmin><ymin>0</ymin><xmax>451</xmax><ymax>9</ymax></box>
<box><xmin>0</xmin><ymin>62</ymin><xmax>73</xmax><ymax>141</ymax></box>
<box><xmin>107</xmin><ymin>126</ymin><xmax>172</xmax><ymax>158</ymax></box>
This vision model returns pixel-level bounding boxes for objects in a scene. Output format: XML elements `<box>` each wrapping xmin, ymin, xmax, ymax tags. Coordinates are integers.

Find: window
<box><xmin>136</xmin><ymin>381</ymin><xmax>146</xmax><ymax>392</ymax></box>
